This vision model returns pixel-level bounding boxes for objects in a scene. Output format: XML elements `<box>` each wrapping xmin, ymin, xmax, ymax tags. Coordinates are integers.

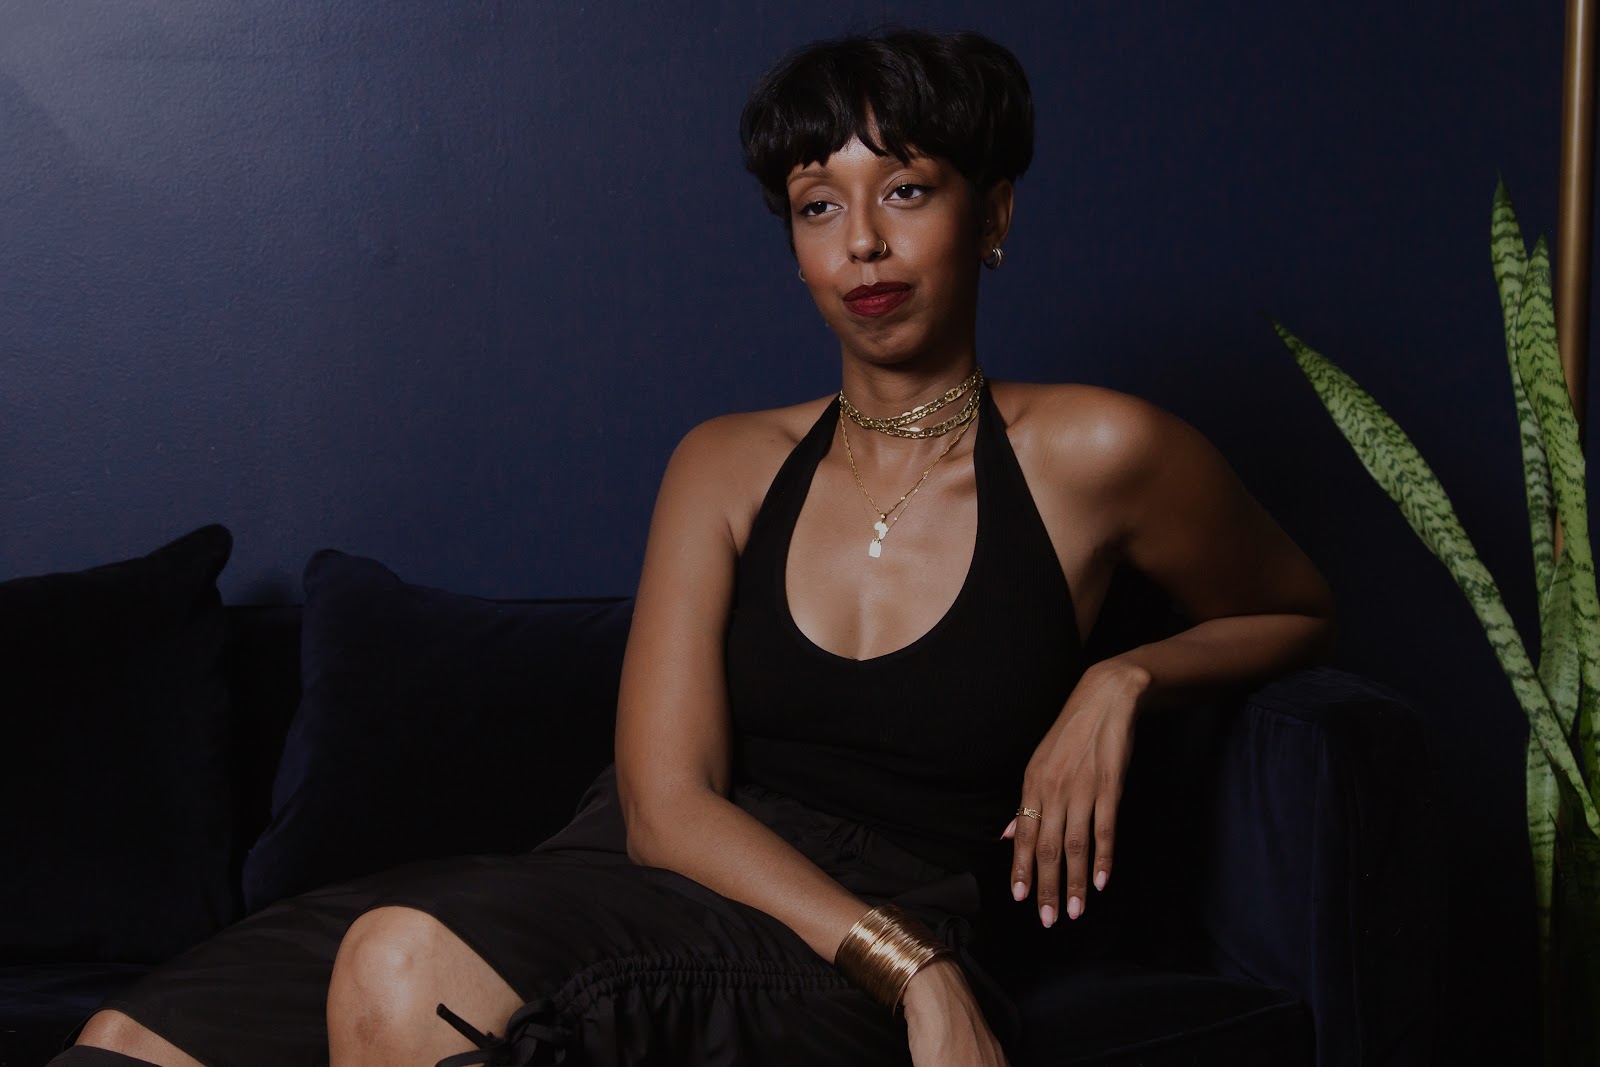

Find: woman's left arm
<box><xmin>1008</xmin><ymin>391</ymin><xmax>1337</xmax><ymax>928</ymax></box>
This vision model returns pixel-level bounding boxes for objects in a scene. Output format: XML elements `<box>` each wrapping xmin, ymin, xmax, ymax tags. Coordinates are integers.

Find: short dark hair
<box><xmin>739</xmin><ymin>28</ymin><xmax>1034</xmax><ymax>232</ymax></box>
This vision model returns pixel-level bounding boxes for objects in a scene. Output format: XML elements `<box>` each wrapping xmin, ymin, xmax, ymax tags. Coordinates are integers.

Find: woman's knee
<box><xmin>72</xmin><ymin>1009</ymin><xmax>204</xmax><ymax>1067</ymax></box>
<box><xmin>330</xmin><ymin>906</ymin><xmax>445</xmax><ymax>1003</ymax></box>
<box><xmin>328</xmin><ymin>907</ymin><xmax>527</xmax><ymax>1064</ymax></box>
<box><xmin>328</xmin><ymin>905</ymin><xmax>519</xmax><ymax>1043</ymax></box>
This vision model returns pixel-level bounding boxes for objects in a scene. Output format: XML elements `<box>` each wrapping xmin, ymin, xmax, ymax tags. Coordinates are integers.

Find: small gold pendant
<box><xmin>868</xmin><ymin>520</ymin><xmax>888</xmax><ymax>559</ymax></box>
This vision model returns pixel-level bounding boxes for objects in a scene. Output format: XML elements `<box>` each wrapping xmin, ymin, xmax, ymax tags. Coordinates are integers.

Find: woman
<box><xmin>58</xmin><ymin>27</ymin><xmax>1334</xmax><ymax>1067</ymax></box>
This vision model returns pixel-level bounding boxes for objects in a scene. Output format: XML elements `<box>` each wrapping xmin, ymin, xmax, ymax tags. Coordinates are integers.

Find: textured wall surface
<box><xmin>2</xmin><ymin>1</ymin><xmax>1589</xmax><ymax>1058</ymax></box>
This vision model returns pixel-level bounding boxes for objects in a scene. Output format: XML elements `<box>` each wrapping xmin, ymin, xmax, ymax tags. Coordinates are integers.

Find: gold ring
<box><xmin>1015</xmin><ymin>807</ymin><xmax>1043</xmax><ymax>821</ymax></box>
<box><xmin>874</xmin><ymin>238</ymin><xmax>887</xmax><ymax>257</ymax></box>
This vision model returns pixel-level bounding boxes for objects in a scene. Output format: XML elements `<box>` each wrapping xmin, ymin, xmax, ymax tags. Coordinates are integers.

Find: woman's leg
<box><xmin>50</xmin><ymin>859</ymin><xmax>528</xmax><ymax>1067</ymax></box>
<box><xmin>353</xmin><ymin>851</ymin><xmax>914</xmax><ymax>1067</ymax></box>
<box><xmin>59</xmin><ymin>1014</ymin><xmax>201</xmax><ymax>1066</ymax></box>
<box><xmin>49</xmin><ymin>866</ymin><xmax>402</xmax><ymax>1067</ymax></box>
<box><xmin>47</xmin><ymin>1047</ymin><xmax>168</xmax><ymax>1066</ymax></box>
<box><xmin>52</xmin><ymin>766</ymin><xmax>952</xmax><ymax>1067</ymax></box>
<box><xmin>326</xmin><ymin>906</ymin><xmax>523</xmax><ymax>1067</ymax></box>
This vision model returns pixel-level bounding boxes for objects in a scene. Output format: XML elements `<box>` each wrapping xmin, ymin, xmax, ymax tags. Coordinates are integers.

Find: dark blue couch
<box><xmin>0</xmin><ymin>529</ymin><xmax>1442</xmax><ymax>1066</ymax></box>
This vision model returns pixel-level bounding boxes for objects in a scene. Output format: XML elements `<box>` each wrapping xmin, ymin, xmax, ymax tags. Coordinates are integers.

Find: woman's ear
<box><xmin>980</xmin><ymin>179</ymin><xmax>1015</xmax><ymax>251</ymax></box>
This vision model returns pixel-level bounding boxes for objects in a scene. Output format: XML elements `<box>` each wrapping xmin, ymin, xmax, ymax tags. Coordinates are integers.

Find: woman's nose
<box><xmin>848</xmin><ymin>229</ymin><xmax>890</xmax><ymax>262</ymax></box>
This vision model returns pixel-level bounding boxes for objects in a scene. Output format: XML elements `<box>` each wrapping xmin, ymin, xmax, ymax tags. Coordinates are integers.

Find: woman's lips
<box><xmin>843</xmin><ymin>282</ymin><xmax>912</xmax><ymax>317</ymax></box>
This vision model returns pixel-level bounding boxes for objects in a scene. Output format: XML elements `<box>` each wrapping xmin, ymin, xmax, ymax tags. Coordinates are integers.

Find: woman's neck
<box><xmin>837</xmin><ymin>352</ymin><xmax>979</xmax><ymax>422</ymax></box>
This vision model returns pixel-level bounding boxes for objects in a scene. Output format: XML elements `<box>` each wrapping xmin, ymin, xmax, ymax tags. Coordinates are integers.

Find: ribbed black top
<box><xmin>726</xmin><ymin>388</ymin><xmax>1086</xmax><ymax>872</ymax></box>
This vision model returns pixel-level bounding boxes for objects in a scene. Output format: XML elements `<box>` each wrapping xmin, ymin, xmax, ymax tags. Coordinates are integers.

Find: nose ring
<box><xmin>872</xmin><ymin>238</ymin><xmax>888</xmax><ymax>258</ymax></box>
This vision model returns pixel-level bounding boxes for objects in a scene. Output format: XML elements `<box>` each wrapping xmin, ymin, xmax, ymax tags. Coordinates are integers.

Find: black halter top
<box><xmin>725</xmin><ymin>387</ymin><xmax>1087</xmax><ymax>872</ymax></box>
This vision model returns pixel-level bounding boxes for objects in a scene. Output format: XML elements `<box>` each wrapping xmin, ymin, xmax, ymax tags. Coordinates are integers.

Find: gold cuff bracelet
<box><xmin>833</xmin><ymin>903</ymin><xmax>954</xmax><ymax>1013</ymax></box>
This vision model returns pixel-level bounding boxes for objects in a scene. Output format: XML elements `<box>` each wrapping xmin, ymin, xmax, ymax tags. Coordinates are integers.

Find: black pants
<box><xmin>59</xmin><ymin>768</ymin><xmax>1017</xmax><ymax>1066</ymax></box>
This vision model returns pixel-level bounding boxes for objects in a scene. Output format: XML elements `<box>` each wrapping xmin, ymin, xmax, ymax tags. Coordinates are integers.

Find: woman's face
<box><xmin>785</xmin><ymin>136</ymin><xmax>1009</xmax><ymax>368</ymax></box>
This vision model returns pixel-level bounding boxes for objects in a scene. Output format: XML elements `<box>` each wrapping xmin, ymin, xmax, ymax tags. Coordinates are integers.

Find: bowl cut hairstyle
<box><xmin>740</xmin><ymin>28</ymin><xmax>1034</xmax><ymax>243</ymax></box>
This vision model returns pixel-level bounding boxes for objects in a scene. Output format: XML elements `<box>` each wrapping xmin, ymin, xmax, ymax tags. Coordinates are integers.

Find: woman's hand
<box><xmin>1004</xmin><ymin>659</ymin><xmax>1146</xmax><ymax>927</ymax></box>
<box><xmin>902</xmin><ymin>959</ymin><xmax>1010</xmax><ymax>1066</ymax></box>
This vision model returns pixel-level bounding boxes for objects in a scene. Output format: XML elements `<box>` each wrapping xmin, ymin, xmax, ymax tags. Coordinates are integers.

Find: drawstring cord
<box><xmin>433</xmin><ymin>1001</ymin><xmax>571</xmax><ymax>1066</ymax></box>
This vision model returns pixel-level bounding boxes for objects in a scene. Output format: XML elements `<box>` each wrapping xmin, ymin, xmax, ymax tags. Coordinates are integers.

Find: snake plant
<box><xmin>1274</xmin><ymin>181</ymin><xmax>1600</xmax><ymax>1066</ymax></box>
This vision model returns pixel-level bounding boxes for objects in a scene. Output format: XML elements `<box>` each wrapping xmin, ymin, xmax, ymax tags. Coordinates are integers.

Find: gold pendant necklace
<box><xmin>840</xmin><ymin>393</ymin><xmax>978</xmax><ymax>558</ymax></box>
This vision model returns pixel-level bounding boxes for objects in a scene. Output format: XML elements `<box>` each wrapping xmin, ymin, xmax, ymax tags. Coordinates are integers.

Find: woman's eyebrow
<box><xmin>786</xmin><ymin>153</ymin><xmax>924</xmax><ymax>187</ymax></box>
<box><xmin>786</xmin><ymin>165</ymin><xmax>828</xmax><ymax>186</ymax></box>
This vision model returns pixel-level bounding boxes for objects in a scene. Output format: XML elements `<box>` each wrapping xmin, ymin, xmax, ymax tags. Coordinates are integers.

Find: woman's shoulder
<box><xmin>985</xmin><ymin>379</ymin><xmax>1222</xmax><ymax>518</ymax></box>
<box><xmin>992</xmin><ymin>380</ymin><xmax>1185</xmax><ymax>478</ymax></box>
<box><xmin>660</xmin><ymin>395</ymin><xmax>836</xmax><ymax>527</ymax></box>
<box><xmin>671</xmin><ymin>395</ymin><xmax>833</xmax><ymax>476</ymax></box>
<box><xmin>680</xmin><ymin>395</ymin><xmax>834</xmax><ymax>452</ymax></box>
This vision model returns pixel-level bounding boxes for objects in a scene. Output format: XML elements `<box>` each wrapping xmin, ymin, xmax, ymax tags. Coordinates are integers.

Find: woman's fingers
<box><xmin>1032</xmin><ymin>805</ymin><xmax>1066</xmax><ymax>927</ymax></box>
<box><xmin>1017</xmin><ymin>790</ymin><xmax>1116</xmax><ymax>925</ymax></box>
<box><xmin>1093</xmin><ymin>787</ymin><xmax>1118</xmax><ymax>892</ymax></box>
<box><xmin>1008</xmin><ymin>807</ymin><xmax>1038</xmax><ymax>901</ymax></box>
<box><xmin>1061</xmin><ymin>798</ymin><xmax>1095</xmax><ymax>921</ymax></box>
<box><xmin>1013</xmin><ymin>696</ymin><xmax>1136</xmax><ymax>921</ymax></box>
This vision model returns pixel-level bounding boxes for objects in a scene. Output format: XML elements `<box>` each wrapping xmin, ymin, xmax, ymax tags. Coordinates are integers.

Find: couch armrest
<box><xmin>1194</xmin><ymin>667</ymin><xmax>1443</xmax><ymax>1067</ymax></box>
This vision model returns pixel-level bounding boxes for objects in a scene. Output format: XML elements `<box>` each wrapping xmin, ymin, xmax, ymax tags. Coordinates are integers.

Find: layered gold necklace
<box><xmin>838</xmin><ymin>368</ymin><xmax>983</xmax><ymax>559</ymax></box>
<box><xmin>839</xmin><ymin>367</ymin><xmax>983</xmax><ymax>439</ymax></box>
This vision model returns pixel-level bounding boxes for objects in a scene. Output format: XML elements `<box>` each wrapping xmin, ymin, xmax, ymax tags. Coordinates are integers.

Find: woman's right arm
<box><xmin>612</xmin><ymin>416</ymin><xmax>871</xmax><ymax>959</ymax></box>
<box><xmin>612</xmin><ymin>417</ymin><xmax>1006</xmax><ymax>1065</ymax></box>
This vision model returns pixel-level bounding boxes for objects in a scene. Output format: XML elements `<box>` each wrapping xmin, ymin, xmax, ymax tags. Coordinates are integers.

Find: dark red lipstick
<box><xmin>843</xmin><ymin>281</ymin><xmax>911</xmax><ymax>317</ymax></box>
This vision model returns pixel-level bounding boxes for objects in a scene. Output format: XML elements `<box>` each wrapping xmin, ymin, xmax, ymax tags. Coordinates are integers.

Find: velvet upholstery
<box><xmin>1195</xmin><ymin>668</ymin><xmax>1445</xmax><ymax>1066</ymax></box>
<box><xmin>240</xmin><ymin>551</ymin><xmax>632</xmax><ymax>911</ymax></box>
<box><xmin>0</xmin><ymin>964</ymin><xmax>152</xmax><ymax>1066</ymax></box>
<box><xmin>991</xmin><ymin>666</ymin><xmax>1439</xmax><ymax>1066</ymax></box>
<box><xmin>0</xmin><ymin>526</ymin><xmax>235</xmax><ymax>966</ymax></box>
<box><xmin>1015</xmin><ymin>964</ymin><xmax>1313</xmax><ymax>1065</ymax></box>
<box><xmin>0</xmin><ymin>551</ymin><xmax>1440</xmax><ymax>1066</ymax></box>
<box><xmin>220</xmin><ymin>603</ymin><xmax>305</xmax><ymax>899</ymax></box>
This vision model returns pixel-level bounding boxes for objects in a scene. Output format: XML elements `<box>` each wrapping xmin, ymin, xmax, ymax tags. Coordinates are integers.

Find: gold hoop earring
<box><xmin>798</xmin><ymin>267</ymin><xmax>806</xmax><ymax>282</ymax></box>
<box><xmin>982</xmin><ymin>246</ymin><xmax>1004</xmax><ymax>270</ymax></box>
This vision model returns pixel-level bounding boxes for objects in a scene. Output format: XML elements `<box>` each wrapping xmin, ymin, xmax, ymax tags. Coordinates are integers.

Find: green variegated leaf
<box><xmin>1539</xmin><ymin>553</ymin><xmax>1583</xmax><ymax>737</ymax></box>
<box><xmin>1531</xmin><ymin>552</ymin><xmax>1580</xmax><ymax>970</ymax></box>
<box><xmin>1275</xmin><ymin>322</ymin><xmax>1600</xmax><ymax>835</ymax></box>
<box><xmin>1491</xmin><ymin>184</ymin><xmax>1557</xmax><ymax>612</ymax></box>
<box><xmin>1517</xmin><ymin>240</ymin><xmax>1600</xmax><ymax>794</ymax></box>
<box><xmin>1528</xmin><ymin>745</ymin><xmax>1557</xmax><ymax>1057</ymax></box>
<box><xmin>1492</xmin><ymin>181</ymin><xmax>1527</xmax><ymax>349</ymax></box>
<box><xmin>1580</xmin><ymin>681</ymin><xmax>1599</xmax><ymax>814</ymax></box>
<box><xmin>1528</xmin><ymin>738</ymin><xmax>1558</xmax><ymax>962</ymax></box>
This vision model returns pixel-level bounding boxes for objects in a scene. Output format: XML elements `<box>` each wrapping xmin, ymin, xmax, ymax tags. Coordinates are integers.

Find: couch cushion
<box><xmin>1015</xmin><ymin>964</ymin><xmax>1312</xmax><ymax>1066</ymax></box>
<box><xmin>221</xmin><ymin>604</ymin><xmax>305</xmax><ymax>889</ymax></box>
<box><xmin>241</xmin><ymin>551</ymin><xmax>631</xmax><ymax>912</ymax></box>
<box><xmin>0</xmin><ymin>525</ymin><xmax>235</xmax><ymax>966</ymax></box>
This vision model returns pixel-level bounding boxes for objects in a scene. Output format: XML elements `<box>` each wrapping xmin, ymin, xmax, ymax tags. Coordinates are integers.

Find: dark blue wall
<box><xmin>3</xmin><ymin>2</ymin><xmax>1588</xmax><ymax>1059</ymax></box>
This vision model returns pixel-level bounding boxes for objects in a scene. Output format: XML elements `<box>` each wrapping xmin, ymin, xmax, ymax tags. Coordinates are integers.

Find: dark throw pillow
<box><xmin>241</xmin><ymin>551</ymin><xmax>631</xmax><ymax>912</ymax></box>
<box><xmin>0</xmin><ymin>525</ymin><xmax>235</xmax><ymax>964</ymax></box>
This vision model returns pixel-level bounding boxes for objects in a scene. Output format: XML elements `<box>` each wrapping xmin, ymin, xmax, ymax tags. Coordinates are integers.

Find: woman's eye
<box><xmin>795</xmin><ymin>200</ymin><xmax>833</xmax><ymax>218</ymax></box>
<box><xmin>889</xmin><ymin>184</ymin><xmax>928</xmax><ymax>201</ymax></box>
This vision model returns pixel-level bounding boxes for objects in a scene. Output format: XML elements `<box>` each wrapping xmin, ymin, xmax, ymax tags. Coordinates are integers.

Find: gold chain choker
<box><xmin>840</xmin><ymin>367</ymin><xmax>984</xmax><ymax>439</ymax></box>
